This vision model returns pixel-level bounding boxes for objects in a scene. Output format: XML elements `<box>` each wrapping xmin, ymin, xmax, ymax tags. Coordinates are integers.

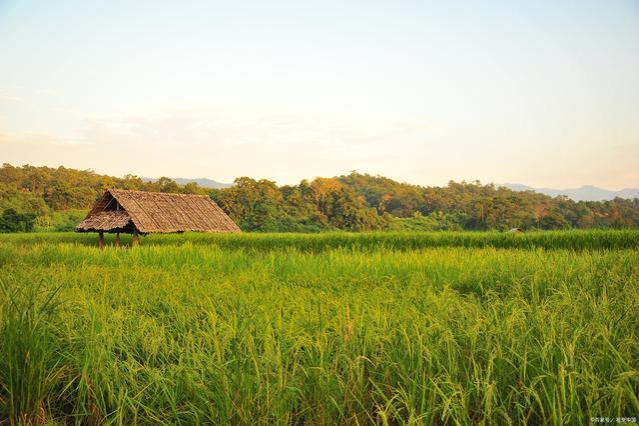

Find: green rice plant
<box><xmin>0</xmin><ymin>231</ymin><xmax>637</xmax><ymax>424</ymax></box>
<box><xmin>1</xmin><ymin>229</ymin><xmax>638</xmax><ymax>251</ymax></box>
<box><xmin>0</xmin><ymin>276</ymin><xmax>65</xmax><ymax>424</ymax></box>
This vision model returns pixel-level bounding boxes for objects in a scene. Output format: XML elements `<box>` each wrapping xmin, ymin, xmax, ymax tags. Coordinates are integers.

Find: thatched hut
<box><xmin>76</xmin><ymin>189</ymin><xmax>240</xmax><ymax>247</ymax></box>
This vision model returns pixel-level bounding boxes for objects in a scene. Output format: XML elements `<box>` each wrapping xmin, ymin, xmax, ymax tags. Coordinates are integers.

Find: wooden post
<box><xmin>98</xmin><ymin>231</ymin><xmax>105</xmax><ymax>249</ymax></box>
<box><xmin>115</xmin><ymin>232</ymin><xmax>121</xmax><ymax>248</ymax></box>
<box><xmin>132</xmin><ymin>229</ymin><xmax>139</xmax><ymax>247</ymax></box>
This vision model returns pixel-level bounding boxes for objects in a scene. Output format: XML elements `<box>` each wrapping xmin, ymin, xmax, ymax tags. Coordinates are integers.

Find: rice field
<box><xmin>0</xmin><ymin>231</ymin><xmax>638</xmax><ymax>424</ymax></box>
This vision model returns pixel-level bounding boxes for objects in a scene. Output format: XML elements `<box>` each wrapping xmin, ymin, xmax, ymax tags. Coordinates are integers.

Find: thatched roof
<box><xmin>77</xmin><ymin>210</ymin><xmax>131</xmax><ymax>231</ymax></box>
<box><xmin>76</xmin><ymin>189</ymin><xmax>241</xmax><ymax>234</ymax></box>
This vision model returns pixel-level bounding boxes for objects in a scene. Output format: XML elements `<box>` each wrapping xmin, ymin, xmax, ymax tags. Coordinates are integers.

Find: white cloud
<box><xmin>0</xmin><ymin>94</ymin><xmax>21</xmax><ymax>102</ymax></box>
<box><xmin>67</xmin><ymin>110</ymin><xmax>428</xmax><ymax>183</ymax></box>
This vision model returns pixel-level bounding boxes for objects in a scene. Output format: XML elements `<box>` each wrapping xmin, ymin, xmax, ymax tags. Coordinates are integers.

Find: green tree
<box><xmin>0</xmin><ymin>209</ymin><xmax>37</xmax><ymax>232</ymax></box>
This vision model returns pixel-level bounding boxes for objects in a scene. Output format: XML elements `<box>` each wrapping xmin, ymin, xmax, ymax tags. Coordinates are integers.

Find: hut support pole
<box><xmin>98</xmin><ymin>231</ymin><xmax>105</xmax><ymax>249</ymax></box>
<box><xmin>115</xmin><ymin>232</ymin><xmax>121</xmax><ymax>248</ymax></box>
<box><xmin>132</xmin><ymin>229</ymin><xmax>139</xmax><ymax>247</ymax></box>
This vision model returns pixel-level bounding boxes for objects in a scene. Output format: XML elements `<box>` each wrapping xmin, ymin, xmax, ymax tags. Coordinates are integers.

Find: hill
<box><xmin>1</xmin><ymin>163</ymin><xmax>638</xmax><ymax>232</ymax></box>
<box><xmin>501</xmin><ymin>183</ymin><xmax>639</xmax><ymax>201</ymax></box>
<box><xmin>143</xmin><ymin>177</ymin><xmax>232</xmax><ymax>189</ymax></box>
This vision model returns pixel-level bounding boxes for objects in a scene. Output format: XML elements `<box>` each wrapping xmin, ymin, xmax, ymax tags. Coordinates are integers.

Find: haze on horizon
<box><xmin>0</xmin><ymin>1</ymin><xmax>638</xmax><ymax>190</ymax></box>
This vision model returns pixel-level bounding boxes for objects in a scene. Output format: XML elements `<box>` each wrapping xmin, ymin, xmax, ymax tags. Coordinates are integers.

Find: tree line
<box><xmin>1</xmin><ymin>163</ymin><xmax>638</xmax><ymax>232</ymax></box>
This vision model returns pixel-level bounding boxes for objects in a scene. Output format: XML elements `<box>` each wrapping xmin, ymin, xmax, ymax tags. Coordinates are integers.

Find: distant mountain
<box><xmin>500</xmin><ymin>183</ymin><xmax>639</xmax><ymax>201</ymax></box>
<box><xmin>173</xmin><ymin>178</ymin><xmax>233</xmax><ymax>189</ymax></box>
<box><xmin>143</xmin><ymin>177</ymin><xmax>232</xmax><ymax>189</ymax></box>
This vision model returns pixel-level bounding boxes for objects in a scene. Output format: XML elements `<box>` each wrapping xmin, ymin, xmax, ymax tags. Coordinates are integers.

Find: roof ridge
<box><xmin>107</xmin><ymin>188</ymin><xmax>210</xmax><ymax>198</ymax></box>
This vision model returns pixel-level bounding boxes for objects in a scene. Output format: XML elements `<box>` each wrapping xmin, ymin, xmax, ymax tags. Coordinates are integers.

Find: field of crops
<box><xmin>1</xmin><ymin>231</ymin><xmax>638</xmax><ymax>424</ymax></box>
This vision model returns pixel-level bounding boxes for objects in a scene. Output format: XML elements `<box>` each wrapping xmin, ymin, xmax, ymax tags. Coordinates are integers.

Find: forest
<box><xmin>1</xmin><ymin>163</ymin><xmax>638</xmax><ymax>232</ymax></box>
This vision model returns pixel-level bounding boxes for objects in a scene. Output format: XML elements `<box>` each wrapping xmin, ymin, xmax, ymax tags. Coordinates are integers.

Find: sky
<box><xmin>0</xmin><ymin>0</ymin><xmax>638</xmax><ymax>189</ymax></box>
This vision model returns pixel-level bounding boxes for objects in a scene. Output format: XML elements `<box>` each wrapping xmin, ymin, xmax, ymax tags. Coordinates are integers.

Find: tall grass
<box><xmin>0</xmin><ymin>232</ymin><xmax>637</xmax><ymax>424</ymax></box>
<box><xmin>0</xmin><ymin>277</ymin><xmax>65</xmax><ymax>424</ymax></box>
<box><xmin>2</xmin><ymin>229</ymin><xmax>638</xmax><ymax>251</ymax></box>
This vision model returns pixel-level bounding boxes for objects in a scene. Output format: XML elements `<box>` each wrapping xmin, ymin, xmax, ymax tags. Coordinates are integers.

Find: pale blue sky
<box><xmin>1</xmin><ymin>1</ymin><xmax>638</xmax><ymax>188</ymax></box>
